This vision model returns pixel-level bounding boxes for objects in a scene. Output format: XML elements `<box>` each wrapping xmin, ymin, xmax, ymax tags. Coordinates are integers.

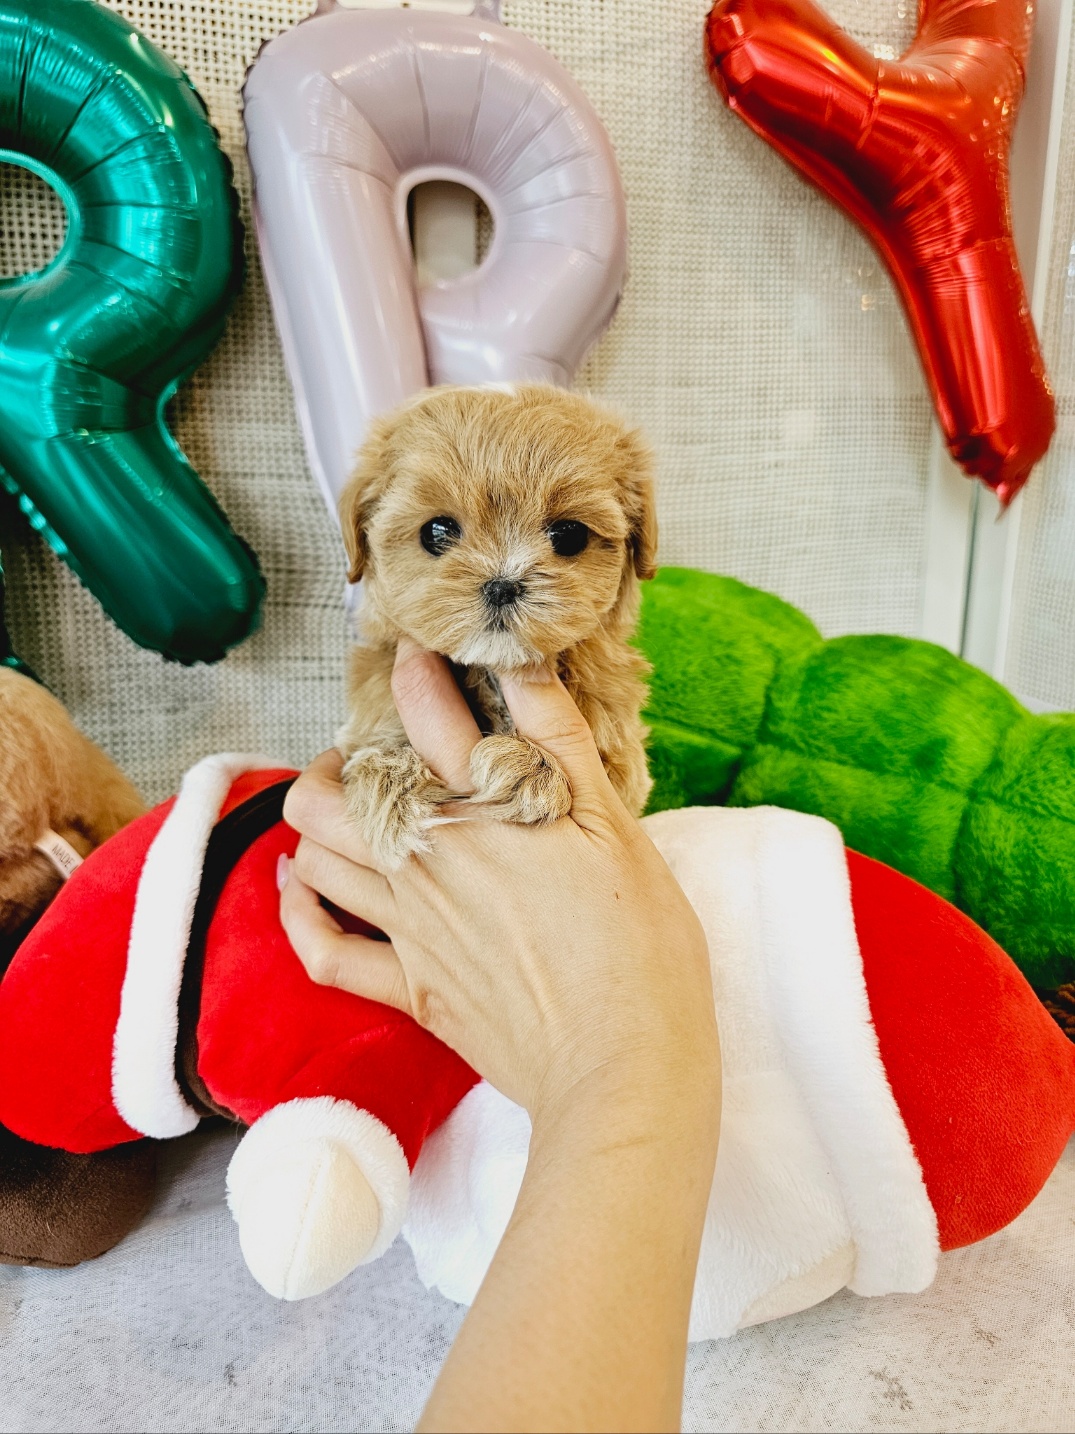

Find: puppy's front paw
<box><xmin>468</xmin><ymin>735</ymin><xmax>572</xmax><ymax>825</ymax></box>
<box><xmin>342</xmin><ymin>743</ymin><xmax>450</xmax><ymax>869</ymax></box>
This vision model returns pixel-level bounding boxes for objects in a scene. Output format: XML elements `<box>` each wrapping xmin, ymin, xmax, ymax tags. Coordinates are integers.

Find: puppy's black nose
<box><xmin>482</xmin><ymin>577</ymin><xmax>524</xmax><ymax>610</ymax></box>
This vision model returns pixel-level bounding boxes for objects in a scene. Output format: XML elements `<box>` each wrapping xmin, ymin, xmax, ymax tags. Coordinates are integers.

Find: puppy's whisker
<box><xmin>515</xmin><ymin>595</ymin><xmax>560</xmax><ymax>613</ymax></box>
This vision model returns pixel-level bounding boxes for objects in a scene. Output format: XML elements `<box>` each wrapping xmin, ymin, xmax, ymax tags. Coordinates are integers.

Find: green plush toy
<box><xmin>638</xmin><ymin>566</ymin><xmax>1075</xmax><ymax>990</ymax></box>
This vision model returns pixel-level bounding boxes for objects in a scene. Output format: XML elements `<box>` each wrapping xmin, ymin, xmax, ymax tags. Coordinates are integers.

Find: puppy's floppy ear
<box><xmin>616</xmin><ymin>428</ymin><xmax>659</xmax><ymax>580</ymax></box>
<box><xmin>340</xmin><ymin>416</ymin><xmax>394</xmax><ymax>583</ymax></box>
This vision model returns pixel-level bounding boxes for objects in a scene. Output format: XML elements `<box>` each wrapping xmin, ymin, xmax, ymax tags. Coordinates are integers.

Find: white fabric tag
<box><xmin>33</xmin><ymin>829</ymin><xmax>84</xmax><ymax>881</ymax></box>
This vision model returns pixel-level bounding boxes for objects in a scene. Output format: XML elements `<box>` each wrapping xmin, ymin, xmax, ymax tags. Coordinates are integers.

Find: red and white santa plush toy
<box><xmin>0</xmin><ymin>754</ymin><xmax>1072</xmax><ymax>1334</ymax></box>
<box><xmin>0</xmin><ymin>755</ymin><xmax>478</xmax><ymax>1296</ymax></box>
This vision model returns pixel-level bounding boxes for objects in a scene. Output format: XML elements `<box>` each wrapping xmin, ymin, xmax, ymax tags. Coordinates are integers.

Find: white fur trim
<box><xmin>753</xmin><ymin>811</ymin><xmax>940</xmax><ymax>1294</ymax></box>
<box><xmin>227</xmin><ymin>1097</ymin><xmax>411</xmax><ymax>1300</ymax></box>
<box><xmin>643</xmin><ymin>807</ymin><xmax>865</xmax><ymax>1337</ymax></box>
<box><xmin>405</xmin><ymin>1081</ymin><xmax>531</xmax><ymax>1304</ymax></box>
<box><xmin>403</xmin><ymin>806</ymin><xmax>939</xmax><ymax>1337</ymax></box>
<box><xmin>112</xmin><ymin>753</ymin><xmax>284</xmax><ymax>1138</ymax></box>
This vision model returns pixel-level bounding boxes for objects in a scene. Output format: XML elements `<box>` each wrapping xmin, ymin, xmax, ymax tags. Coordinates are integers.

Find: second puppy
<box><xmin>337</xmin><ymin>384</ymin><xmax>657</xmax><ymax>867</ymax></box>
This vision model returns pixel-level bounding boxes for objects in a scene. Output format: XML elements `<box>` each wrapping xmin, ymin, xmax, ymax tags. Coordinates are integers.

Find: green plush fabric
<box><xmin>637</xmin><ymin>567</ymin><xmax>1075</xmax><ymax>988</ymax></box>
<box><xmin>638</xmin><ymin>566</ymin><xmax>820</xmax><ymax>811</ymax></box>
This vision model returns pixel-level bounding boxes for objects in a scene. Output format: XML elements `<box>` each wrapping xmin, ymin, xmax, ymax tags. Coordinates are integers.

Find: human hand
<box><xmin>280</xmin><ymin>642</ymin><xmax>717</xmax><ymax>1125</ymax></box>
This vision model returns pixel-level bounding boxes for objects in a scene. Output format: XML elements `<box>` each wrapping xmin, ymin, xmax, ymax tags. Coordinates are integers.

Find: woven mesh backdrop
<box><xmin>0</xmin><ymin>0</ymin><xmax>1066</xmax><ymax>800</ymax></box>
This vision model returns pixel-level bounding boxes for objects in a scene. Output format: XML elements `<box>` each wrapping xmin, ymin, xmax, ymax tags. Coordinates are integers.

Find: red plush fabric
<box><xmin>0</xmin><ymin>767</ymin><xmax>298</xmax><ymax>1155</ymax></box>
<box><xmin>0</xmin><ymin>802</ymin><xmax>175</xmax><ymax>1153</ymax></box>
<box><xmin>220</xmin><ymin>769</ymin><xmax>297</xmax><ymax>819</ymax></box>
<box><xmin>196</xmin><ymin>818</ymin><xmax>480</xmax><ymax>1167</ymax></box>
<box><xmin>848</xmin><ymin>850</ymin><xmax>1075</xmax><ymax>1250</ymax></box>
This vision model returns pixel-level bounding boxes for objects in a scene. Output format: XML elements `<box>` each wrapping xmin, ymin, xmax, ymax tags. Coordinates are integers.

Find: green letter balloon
<box><xmin>0</xmin><ymin>0</ymin><xmax>263</xmax><ymax>664</ymax></box>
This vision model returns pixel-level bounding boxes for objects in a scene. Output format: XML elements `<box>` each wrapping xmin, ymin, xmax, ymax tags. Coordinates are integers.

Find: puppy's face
<box><xmin>342</xmin><ymin>386</ymin><xmax>657</xmax><ymax>670</ymax></box>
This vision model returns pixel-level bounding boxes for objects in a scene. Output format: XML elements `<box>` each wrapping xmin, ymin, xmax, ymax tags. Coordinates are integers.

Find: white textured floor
<box><xmin>1</xmin><ymin>1125</ymin><xmax>1072</xmax><ymax>1434</ymax></box>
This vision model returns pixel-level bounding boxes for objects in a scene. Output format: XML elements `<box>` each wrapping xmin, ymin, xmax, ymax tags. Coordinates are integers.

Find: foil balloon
<box><xmin>244</xmin><ymin>1</ymin><xmax>627</xmax><ymax>521</ymax></box>
<box><xmin>706</xmin><ymin>0</ymin><xmax>1055</xmax><ymax>504</ymax></box>
<box><xmin>0</xmin><ymin>0</ymin><xmax>264</xmax><ymax>664</ymax></box>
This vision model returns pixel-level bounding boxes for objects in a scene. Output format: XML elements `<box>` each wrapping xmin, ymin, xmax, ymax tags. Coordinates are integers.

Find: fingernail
<box><xmin>276</xmin><ymin>854</ymin><xmax>290</xmax><ymax>891</ymax></box>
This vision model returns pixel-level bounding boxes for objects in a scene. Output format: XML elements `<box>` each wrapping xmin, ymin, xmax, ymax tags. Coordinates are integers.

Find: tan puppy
<box><xmin>337</xmin><ymin>384</ymin><xmax>657</xmax><ymax>867</ymax></box>
<box><xmin>0</xmin><ymin>670</ymin><xmax>145</xmax><ymax>952</ymax></box>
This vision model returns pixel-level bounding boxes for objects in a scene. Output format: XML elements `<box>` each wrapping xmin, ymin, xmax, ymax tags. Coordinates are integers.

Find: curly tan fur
<box><xmin>0</xmin><ymin>670</ymin><xmax>145</xmax><ymax>944</ymax></box>
<box><xmin>337</xmin><ymin>384</ymin><xmax>657</xmax><ymax>867</ymax></box>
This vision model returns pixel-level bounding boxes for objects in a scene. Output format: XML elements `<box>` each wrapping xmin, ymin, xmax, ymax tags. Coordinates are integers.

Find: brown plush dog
<box><xmin>337</xmin><ymin>384</ymin><xmax>658</xmax><ymax>867</ymax></box>
<box><xmin>0</xmin><ymin>670</ymin><xmax>153</xmax><ymax>1267</ymax></box>
<box><xmin>0</xmin><ymin>669</ymin><xmax>145</xmax><ymax>955</ymax></box>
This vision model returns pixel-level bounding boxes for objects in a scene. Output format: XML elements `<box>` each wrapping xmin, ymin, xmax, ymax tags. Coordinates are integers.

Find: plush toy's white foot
<box><xmin>231</xmin><ymin>1138</ymin><xmax>380</xmax><ymax>1300</ymax></box>
<box><xmin>226</xmin><ymin>1097</ymin><xmax>411</xmax><ymax>1301</ymax></box>
<box><xmin>737</xmin><ymin>1241</ymin><xmax>855</xmax><ymax>1328</ymax></box>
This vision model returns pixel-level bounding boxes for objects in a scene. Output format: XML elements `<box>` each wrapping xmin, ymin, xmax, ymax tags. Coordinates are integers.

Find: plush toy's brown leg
<box><xmin>1038</xmin><ymin>983</ymin><xmax>1075</xmax><ymax>1043</ymax></box>
<box><xmin>0</xmin><ymin>1122</ymin><xmax>156</xmax><ymax>1268</ymax></box>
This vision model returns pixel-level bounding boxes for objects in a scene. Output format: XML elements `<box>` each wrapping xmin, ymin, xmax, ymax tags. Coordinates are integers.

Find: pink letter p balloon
<box><xmin>243</xmin><ymin>2</ymin><xmax>627</xmax><ymax>521</ymax></box>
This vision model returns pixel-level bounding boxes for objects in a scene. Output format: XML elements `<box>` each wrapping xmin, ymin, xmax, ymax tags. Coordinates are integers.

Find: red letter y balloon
<box><xmin>706</xmin><ymin>0</ymin><xmax>1055</xmax><ymax>503</ymax></box>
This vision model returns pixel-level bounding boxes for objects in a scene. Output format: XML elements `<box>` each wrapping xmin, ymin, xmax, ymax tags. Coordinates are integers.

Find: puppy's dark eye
<box><xmin>420</xmin><ymin>516</ymin><xmax>461</xmax><ymax>556</ymax></box>
<box><xmin>548</xmin><ymin>520</ymin><xmax>589</xmax><ymax>557</ymax></box>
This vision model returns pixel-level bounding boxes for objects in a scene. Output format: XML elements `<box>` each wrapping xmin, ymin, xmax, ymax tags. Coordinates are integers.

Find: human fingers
<box><xmin>499</xmin><ymin>667</ymin><xmax>617</xmax><ymax>818</ymax></box>
<box><xmin>290</xmin><ymin>835</ymin><xmax>396</xmax><ymax>934</ymax></box>
<box><xmin>283</xmin><ymin>750</ymin><xmax>379</xmax><ymax>869</ymax></box>
<box><xmin>279</xmin><ymin>861</ymin><xmax>413</xmax><ymax>1013</ymax></box>
<box><xmin>391</xmin><ymin>638</ymin><xmax>482</xmax><ymax>792</ymax></box>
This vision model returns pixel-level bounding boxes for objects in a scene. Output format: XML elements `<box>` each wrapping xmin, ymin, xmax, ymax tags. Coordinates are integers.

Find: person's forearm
<box><xmin>418</xmin><ymin>1059</ymin><xmax>721</xmax><ymax>1434</ymax></box>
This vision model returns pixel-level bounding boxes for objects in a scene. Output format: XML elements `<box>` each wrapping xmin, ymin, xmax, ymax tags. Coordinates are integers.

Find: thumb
<box><xmin>392</xmin><ymin>637</ymin><xmax>481</xmax><ymax>792</ymax></box>
<box><xmin>499</xmin><ymin>667</ymin><xmax>615</xmax><ymax>817</ymax></box>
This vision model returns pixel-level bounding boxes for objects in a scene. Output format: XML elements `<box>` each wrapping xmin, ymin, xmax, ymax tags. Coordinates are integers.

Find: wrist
<box><xmin>530</xmin><ymin>1038</ymin><xmax>721</xmax><ymax>1164</ymax></box>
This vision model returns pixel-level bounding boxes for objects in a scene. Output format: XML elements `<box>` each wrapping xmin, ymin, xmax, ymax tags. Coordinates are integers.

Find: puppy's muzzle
<box><xmin>482</xmin><ymin>577</ymin><xmax>525</xmax><ymax>612</ymax></box>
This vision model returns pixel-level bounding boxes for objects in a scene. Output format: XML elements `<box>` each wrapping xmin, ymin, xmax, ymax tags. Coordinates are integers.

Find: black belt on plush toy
<box><xmin>175</xmin><ymin>777</ymin><xmax>296</xmax><ymax>1118</ymax></box>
